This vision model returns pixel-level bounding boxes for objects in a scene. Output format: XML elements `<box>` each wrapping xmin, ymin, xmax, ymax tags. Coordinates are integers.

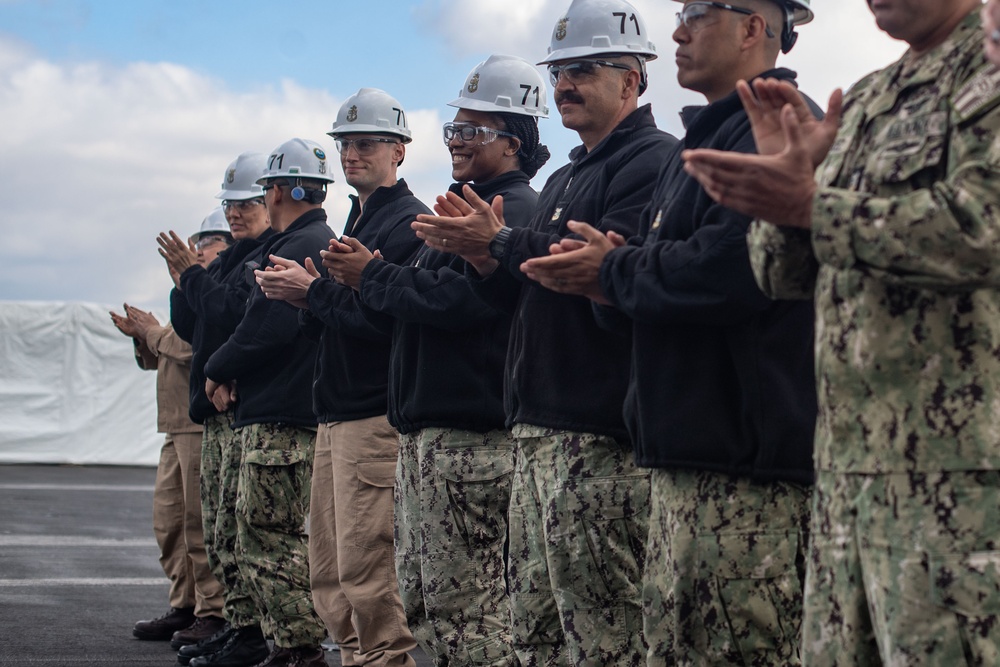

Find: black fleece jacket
<box><xmin>469</xmin><ymin>105</ymin><xmax>677</xmax><ymax>440</ymax></box>
<box><xmin>357</xmin><ymin>170</ymin><xmax>539</xmax><ymax>434</ymax></box>
<box><xmin>171</xmin><ymin>229</ymin><xmax>274</xmax><ymax>423</ymax></box>
<box><xmin>303</xmin><ymin>179</ymin><xmax>427</xmax><ymax>423</ymax></box>
<box><xmin>204</xmin><ymin>209</ymin><xmax>333</xmax><ymax>428</ymax></box>
<box><xmin>599</xmin><ymin>68</ymin><xmax>818</xmax><ymax>483</ymax></box>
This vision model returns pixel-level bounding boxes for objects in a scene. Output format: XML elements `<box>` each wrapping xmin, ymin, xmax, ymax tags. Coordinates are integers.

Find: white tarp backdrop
<box><xmin>0</xmin><ymin>301</ymin><xmax>161</xmax><ymax>465</ymax></box>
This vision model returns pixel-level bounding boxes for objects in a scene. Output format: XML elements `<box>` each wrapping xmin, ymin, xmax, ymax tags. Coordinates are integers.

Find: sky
<box><xmin>0</xmin><ymin>0</ymin><xmax>909</xmax><ymax>313</ymax></box>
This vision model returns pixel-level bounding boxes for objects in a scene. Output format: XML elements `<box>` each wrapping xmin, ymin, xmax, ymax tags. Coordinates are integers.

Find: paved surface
<box><xmin>0</xmin><ymin>464</ymin><xmax>431</xmax><ymax>667</ymax></box>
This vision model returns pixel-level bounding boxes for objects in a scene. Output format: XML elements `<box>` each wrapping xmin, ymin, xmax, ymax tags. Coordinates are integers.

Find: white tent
<box><xmin>0</xmin><ymin>301</ymin><xmax>161</xmax><ymax>465</ymax></box>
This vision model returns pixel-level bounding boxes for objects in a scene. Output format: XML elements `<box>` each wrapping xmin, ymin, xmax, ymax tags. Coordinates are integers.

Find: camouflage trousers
<box><xmin>235</xmin><ymin>422</ymin><xmax>326</xmax><ymax>648</ymax></box>
<box><xmin>803</xmin><ymin>470</ymin><xmax>1000</xmax><ymax>667</ymax></box>
<box><xmin>395</xmin><ymin>427</ymin><xmax>518</xmax><ymax>666</ymax></box>
<box><xmin>201</xmin><ymin>414</ymin><xmax>261</xmax><ymax>629</ymax></box>
<box><xmin>643</xmin><ymin>468</ymin><xmax>810</xmax><ymax>666</ymax></box>
<box><xmin>508</xmin><ymin>424</ymin><xmax>650</xmax><ymax>667</ymax></box>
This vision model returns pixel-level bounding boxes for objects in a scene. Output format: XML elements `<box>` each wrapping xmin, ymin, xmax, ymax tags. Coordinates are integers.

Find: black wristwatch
<box><xmin>488</xmin><ymin>226</ymin><xmax>512</xmax><ymax>260</ymax></box>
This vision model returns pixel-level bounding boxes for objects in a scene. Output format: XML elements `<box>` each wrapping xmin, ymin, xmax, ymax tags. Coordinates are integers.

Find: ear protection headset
<box><xmin>288</xmin><ymin>179</ymin><xmax>327</xmax><ymax>205</ymax></box>
<box><xmin>780</xmin><ymin>7</ymin><xmax>798</xmax><ymax>53</ymax></box>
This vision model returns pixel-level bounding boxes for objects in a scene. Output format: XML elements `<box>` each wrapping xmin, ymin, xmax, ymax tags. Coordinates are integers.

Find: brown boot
<box><xmin>171</xmin><ymin>615</ymin><xmax>227</xmax><ymax>649</ymax></box>
<box><xmin>132</xmin><ymin>607</ymin><xmax>196</xmax><ymax>640</ymax></box>
<box><xmin>252</xmin><ymin>645</ymin><xmax>327</xmax><ymax>667</ymax></box>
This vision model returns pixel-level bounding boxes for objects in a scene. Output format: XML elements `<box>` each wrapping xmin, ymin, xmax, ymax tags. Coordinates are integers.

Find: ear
<box><xmin>394</xmin><ymin>143</ymin><xmax>406</xmax><ymax>165</ymax></box>
<box><xmin>743</xmin><ymin>14</ymin><xmax>769</xmax><ymax>49</ymax></box>
<box><xmin>504</xmin><ymin>136</ymin><xmax>521</xmax><ymax>157</ymax></box>
<box><xmin>621</xmin><ymin>68</ymin><xmax>641</xmax><ymax>99</ymax></box>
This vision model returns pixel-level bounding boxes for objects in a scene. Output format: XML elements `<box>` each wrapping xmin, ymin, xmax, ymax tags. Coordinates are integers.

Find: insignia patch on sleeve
<box><xmin>953</xmin><ymin>64</ymin><xmax>1000</xmax><ymax>123</ymax></box>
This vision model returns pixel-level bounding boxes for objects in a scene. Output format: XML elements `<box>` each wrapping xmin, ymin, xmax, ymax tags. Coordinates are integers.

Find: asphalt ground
<box><xmin>0</xmin><ymin>464</ymin><xmax>431</xmax><ymax>667</ymax></box>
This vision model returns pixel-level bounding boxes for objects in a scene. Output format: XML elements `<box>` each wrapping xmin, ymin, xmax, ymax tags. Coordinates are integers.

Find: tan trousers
<box><xmin>309</xmin><ymin>417</ymin><xmax>416</xmax><ymax>666</ymax></box>
<box><xmin>154</xmin><ymin>431</ymin><xmax>224</xmax><ymax>616</ymax></box>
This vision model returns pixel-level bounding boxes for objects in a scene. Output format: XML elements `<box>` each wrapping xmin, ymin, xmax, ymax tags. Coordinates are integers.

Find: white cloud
<box><xmin>0</xmin><ymin>38</ymin><xmax>456</xmax><ymax>311</ymax></box>
<box><xmin>0</xmin><ymin>1</ymin><xmax>912</xmax><ymax>313</ymax></box>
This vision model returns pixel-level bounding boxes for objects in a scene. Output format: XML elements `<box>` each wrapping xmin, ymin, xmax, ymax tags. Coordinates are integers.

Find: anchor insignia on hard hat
<box><xmin>227</xmin><ymin>168</ymin><xmax>236</xmax><ymax>184</ymax></box>
<box><xmin>347</xmin><ymin>105</ymin><xmax>359</xmax><ymax>122</ymax></box>
<box><xmin>555</xmin><ymin>18</ymin><xmax>568</xmax><ymax>41</ymax></box>
<box><xmin>468</xmin><ymin>73</ymin><xmax>480</xmax><ymax>93</ymax></box>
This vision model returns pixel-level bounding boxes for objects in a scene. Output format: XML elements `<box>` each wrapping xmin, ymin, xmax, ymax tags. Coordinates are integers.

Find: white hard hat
<box><xmin>538</xmin><ymin>0</ymin><xmax>657</xmax><ymax>65</ymax></box>
<box><xmin>449</xmin><ymin>55</ymin><xmax>549</xmax><ymax>119</ymax></box>
<box><xmin>256</xmin><ymin>138</ymin><xmax>336</xmax><ymax>185</ymax></box>
<box><xmin>328</xmin><ymin>88</ymin><xmax>413</xmax><ymax>143</ymax></box>
<box><xmin>215</xmin><ymin>152</ymin><xmax>267</xmax><ymax>201</ymax></box>
<box><xmin>193</xmin><ymin>207</ymin><xmax>231</xmax><ymax>240</ymax></box>
<box><xmin>780</xmin><ymin>0</ymin><xmax>812</xmax><ymax>25</ymax></box>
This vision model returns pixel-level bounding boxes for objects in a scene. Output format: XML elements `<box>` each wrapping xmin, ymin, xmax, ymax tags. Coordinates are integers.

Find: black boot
<box><xmin>172</xmin><ymin>615</ymin><xmax>228</xmax><ymax>649</ymax></box>
<box><xmin>188</xmin><ymin>624</ymin><xmax>269</xmax><ymax>667</ymax></box>
<box><xmin>176</xmin><ymin>622</ymin><xmax>233</xmax><ymax>665</ymax></box>
<box><xmin>132</xmin><ymin>606</ymin><xmax>196</xmax><ymax>640</ymax></box>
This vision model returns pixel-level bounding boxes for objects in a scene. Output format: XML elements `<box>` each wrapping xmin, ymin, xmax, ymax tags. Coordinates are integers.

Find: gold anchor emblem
<box><xmin>226</xmin><ymin>168</ymin><xmax>235</xmax><ymax>184</ymax></box>
<box><xmin>555</xmin><ymin>18</ymin><xmax>568</xmax><ymax>41</ymax></box>
<box><xmin>468</xmin><ymin>73</ymin><xmax>480</xmax><ymax>93</ymax></box>
<box><xmin>346</xmin><ymin>105</ymin><xmax>358</xmax><ymax>122</ymax></box>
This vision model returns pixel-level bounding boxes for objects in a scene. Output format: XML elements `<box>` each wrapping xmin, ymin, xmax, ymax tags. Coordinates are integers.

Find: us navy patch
<box><xmin>953</xmin><ymin>64</ymin><xmax>1000</xmax><ymax>122</ymax></box>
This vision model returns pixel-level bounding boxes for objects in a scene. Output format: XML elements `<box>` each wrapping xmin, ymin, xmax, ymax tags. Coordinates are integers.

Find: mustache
<box><xmin>555</xmin><ymin>91</ymin><xmax>584</xmax><ymax>105</ymax></box>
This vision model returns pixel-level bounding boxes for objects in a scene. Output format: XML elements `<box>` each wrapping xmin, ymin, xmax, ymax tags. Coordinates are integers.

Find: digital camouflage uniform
<box><xmin>394</xmin><ymin>427</ymin><xmax>517</xmax><ymax>666</ymax></box>
<box><xmin>235</xmin><ymin>422</ymin><xmax>326</xmax><ymax>649</ymax></box>
<box><xmin>508</xmin><ymin>425</ymin><xmax>650</xmax><ymax>667</ymax></box>
<box><xmin>643</xmin><ymin>471</ymin><xmax>810</xmax><ymax>667</ymax></box>
<box><xmin>201</xmin><ymin>414</ymin><xmax>264</xmax><ymax>632</ymax></box>
<box><xmin>747</xmin><ymin>12</ymin><xmax>1000</xmax><ymax>666</ymax></box>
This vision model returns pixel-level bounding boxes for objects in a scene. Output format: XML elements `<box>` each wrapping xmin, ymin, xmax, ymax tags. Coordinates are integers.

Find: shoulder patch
<box><xmin>953</xmin><ymin>64</ymin><xmax>1000</xmax><ymax>123</ymax></box>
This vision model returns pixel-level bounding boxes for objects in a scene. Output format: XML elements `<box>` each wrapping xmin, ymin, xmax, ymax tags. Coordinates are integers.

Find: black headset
<box><xmin>288</xmin><ymin>179</ymin><xmax>327</xmax><ymax>205</ymax></box>
<box><xmin>780</xmin><ymin>7</ymin><xmax>798</xmax><ymax>54</ymax></box>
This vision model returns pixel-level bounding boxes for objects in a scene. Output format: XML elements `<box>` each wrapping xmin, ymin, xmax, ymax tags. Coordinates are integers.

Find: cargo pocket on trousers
<box><xmin>239</xmin><ymin>447</ymin><xmax>311</xmax><ymax>530</ymax></box>
<box><xmin>923</xmin><ymin>551</ymin><xmax>1000</xmax><ymax>662</ymax></box>
<box><xmin>354</xmin><ymin>458</ymin><xmax>397</xmax><ymax>549</ymax></box>
<box><xmin>436</xmin><ymin>447</ymin><xmax>515</xmax><ymax>552</ymax></box>
<box><xmin>561</xmin><ymin>477</ymin><xmax>648</xmax><ymax>604</ymax></box>
<box><xmin>698</xmin><ymin>530</ymin><xmax>801</xmax><ymax>663</ymax></box>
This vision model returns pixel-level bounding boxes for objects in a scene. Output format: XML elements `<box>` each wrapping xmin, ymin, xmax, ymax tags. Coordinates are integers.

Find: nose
<box><xmin>554</xmin><ymin>72</ymin><xmax>575</xmax><ymax>93</ymax></box>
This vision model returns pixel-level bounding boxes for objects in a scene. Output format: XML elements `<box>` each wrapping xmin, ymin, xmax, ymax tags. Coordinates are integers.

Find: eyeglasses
<box><xmin>334</xmin><ymin>137</ymin><xmax>399</xmax><ymax>156</ymax></box>
<box><xmin>442</xmin><ymin>122</ymin><xmax>517</xmax><ymax>146</ymax></box>
<box><xmin>195</xmin><ymin>235</ymin><xmax>229</xmax><ymax>251</ymax></box>
<box><xmin>675</xmin><ymin>2</ymin><xmax>775</xmax><ymax>37</ymax></box>
<box><xmin>547</xmin><ymin>59</ymin><xmax>634</xmax><ymax>87</ymax></box>
<box><xmin>221</xmin><ymin>198</ymin><xmax>264</xmax><ymax>212</ymax></box>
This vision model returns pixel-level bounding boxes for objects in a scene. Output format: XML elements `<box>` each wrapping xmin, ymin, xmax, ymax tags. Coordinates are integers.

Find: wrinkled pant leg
<box><xmin>235</xmin><ymin>423</ymin><xmax>326</xmax><ymax>648</ymax></box>
<box><xmin>174</xmin><ymin>430</ymin><xmax>224</xmax><ymax>617</ymax></box>
<box><xmin>155</xmin><ymin>433</ymin><xmax>195</xmax><ymax>609</ymax></box>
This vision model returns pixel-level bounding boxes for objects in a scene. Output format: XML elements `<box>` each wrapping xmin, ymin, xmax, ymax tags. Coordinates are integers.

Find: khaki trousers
<box><xmin>154</xmin><ymin>431</ymin><xmax>224</xmax><ymax>616</ymax></box>
<box><xmin>309</xmin><ymin>417</ymin><xmax>416</xmax><ymax>666</ymax></box>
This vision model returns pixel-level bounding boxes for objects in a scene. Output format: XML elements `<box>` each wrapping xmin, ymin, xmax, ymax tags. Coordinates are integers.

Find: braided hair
<box><xmin>496</xmin><ymin>112</ymin><xmax>551</xmax><ymax>179</ymax></box>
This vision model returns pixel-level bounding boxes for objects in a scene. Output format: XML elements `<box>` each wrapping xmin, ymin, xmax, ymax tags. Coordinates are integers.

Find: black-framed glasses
<box><xmin>675</xmin><ymin>2</ymin><xmax>775</xmax><ymax>37</ymax></box>
<box><xmin>547</xmin><ymin>59</ymin><xmax>634</xmax><ymax>87</ymax></box>
<box><xmin>442</xmin><ymin>122</ymin><xmax>517</xmax><ymax>146</ymax></box>
<box><xmin>334</xmin><ymin>137</ymin><xmax>399</xmax><ymax>156</ymax></box>
<box><xmin>221</xmin><ymin>198</ymin><xmax>264</xmax><ymax>212</ymax></box>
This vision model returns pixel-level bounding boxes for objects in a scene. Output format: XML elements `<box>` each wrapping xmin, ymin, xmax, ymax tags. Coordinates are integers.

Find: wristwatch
<box><xmin>488</xmin><ymin>226</ymin><xmax>512</xmax><ymax>260</ymax></box>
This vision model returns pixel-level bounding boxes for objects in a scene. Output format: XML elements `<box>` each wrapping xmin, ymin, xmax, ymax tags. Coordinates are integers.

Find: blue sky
<box><xmin>0</xmin><ymin>0</ymin><xmax>906</xmax><ymax>312</ymax></box>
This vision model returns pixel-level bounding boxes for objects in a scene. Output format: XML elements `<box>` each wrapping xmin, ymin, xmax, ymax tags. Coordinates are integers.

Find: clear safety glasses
<box><xmin>442</xmin><ymin>122</ymin><xmax>517</xmax><ymax>146</ymax></box>
<box><xmin>221</xmin><ymin>198</ymin><xmax>264</xmax><ymax>212</ymax></box>
<box><xmin>546</xmin><ymin>59</ymin><xmax>633</xmax><ymax>87</ymax></box>
<box><xmin>675</xmin><ymin>2</ymin><xmax>775</xmax><ymax>37</ymax></box>
<box><xmin>334</xmin><ymin>137</ymin><xmax>399</xmax><ymax>156</ymax></box>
